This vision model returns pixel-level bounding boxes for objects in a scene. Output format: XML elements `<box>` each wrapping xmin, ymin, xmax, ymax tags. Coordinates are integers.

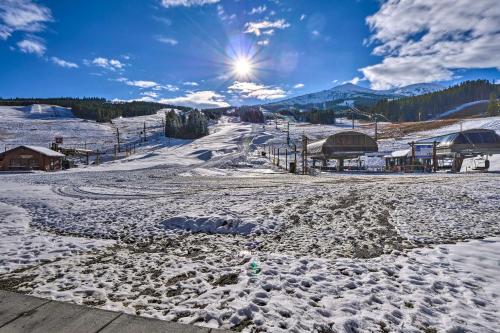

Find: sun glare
<box><xmin>233</xmin><ymin>57</ymin><xmax>252</xmax><ymax>77</ymax></box>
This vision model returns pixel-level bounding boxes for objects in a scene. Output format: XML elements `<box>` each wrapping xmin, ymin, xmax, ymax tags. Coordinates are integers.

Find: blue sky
<box><xmin>1</xmin><ymin>0</ymin><xmax>499</xmax><ymax>108</ymax></box>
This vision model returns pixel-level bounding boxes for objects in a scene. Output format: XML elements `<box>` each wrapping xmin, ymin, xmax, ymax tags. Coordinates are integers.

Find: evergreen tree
<box><xmin>371</xmin><ymin>80</ymin><xmax>500</xmax><ymax>121</ymax></box>
<box><xmin>487</xmin><ymin>92</ymin><xmax>499</xmax><ymax>117</ymax></box>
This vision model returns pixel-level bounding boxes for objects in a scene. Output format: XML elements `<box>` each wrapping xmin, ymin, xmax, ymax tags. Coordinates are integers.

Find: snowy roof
<box><xmin>390</xmin><ymin>149</ymin><xmax>411</xmax><ymax>158</ymax></box>
<box><xmin>20</xmin><ymin>145</ymin><xmax>65</xmax><ymax>157</ymax></box>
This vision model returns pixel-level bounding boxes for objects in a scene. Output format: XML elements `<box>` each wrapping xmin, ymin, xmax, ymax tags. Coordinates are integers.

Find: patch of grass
<box><xmin>378</xmin><ymin>321</ymin><xmax>390</xmax><ymax>333</ymax></box>
<box><xmin>232</xmin><ymin>318</ymin><xmax>253</xmax><ymax>332</ymax></box>
<box><xmin>213</xmin><ymin>272</ymin><xmax>239</xmax><ymax>286</ymax></box>
<box><xmin>0</xmin><ymin>275</ymin><xmax>37</xmax><ymax>292</ymax></box>
<box><xmin>378</xmin><ymin>119</ymin><xmax>459</xmax><ymax>139</ymax></box>
<box><xmin>404</xmin><ymin>301</ymin><xmax>414</xmax><ymax>308</ymax></box>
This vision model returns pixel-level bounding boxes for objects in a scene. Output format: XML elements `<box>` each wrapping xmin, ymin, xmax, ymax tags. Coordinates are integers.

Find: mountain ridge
<box><xmin>266</xmin><ymin>82</ymin><xmax>445</xmax><ymax>108</ymax></box>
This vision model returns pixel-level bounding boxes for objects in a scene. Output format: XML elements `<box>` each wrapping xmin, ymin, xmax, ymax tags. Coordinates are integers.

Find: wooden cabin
<box><xmin>0</xmin><ymin>145</ymin><xmax>65</xmax><ymax>172</ymax></box>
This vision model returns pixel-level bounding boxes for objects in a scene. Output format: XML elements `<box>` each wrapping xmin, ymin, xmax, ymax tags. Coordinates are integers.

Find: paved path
<box><xmin>0</xmin><ymin>290</ymin><xmax>233</xmax><ymax>333</ymax></box>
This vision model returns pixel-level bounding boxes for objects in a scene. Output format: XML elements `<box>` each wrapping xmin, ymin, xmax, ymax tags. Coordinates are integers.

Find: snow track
<box><xmin>1</xmin><ymin>114</ymin><xmax>499</xmax><ymax>332</ymax></box>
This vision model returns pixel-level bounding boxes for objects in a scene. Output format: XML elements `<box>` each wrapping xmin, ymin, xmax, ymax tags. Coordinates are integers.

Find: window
<box><xmin>479</xmin><ymin>132</ymin><xmax>499</xmax><ymax>144</ymax></box>
<box><xmin>465</xmin><ymin>132</ymin><xmax>483</xmax><ymax>144</ymax></box>
<box><xmin>29</xmin><ymin>159</ymin><xmax>40</xmax><ymax>167</ymax></box>
<box><xmin>453</xmin><ymin>133</ymin><xmax>468</xmax><ymax>144</ymax></box>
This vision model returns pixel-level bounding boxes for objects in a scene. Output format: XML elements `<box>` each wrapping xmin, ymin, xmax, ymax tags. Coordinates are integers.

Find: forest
<box><xmin>0</xmin><ymin>97</ymin><xmax>191</xmax><ymax>122</ymax></box>
<box><xmin>164</xmin><ymin>109</ymin><xmax>209</xmax><ymax>139</ymax></box>
<box><xmin>278</xmin><ymin>108</ymin><xmax>339</xmax><ymax>124</ymax></box>
<box><xmin>371</xmin><ymin>80</ymin><xmax>500</xmax><ymax>122</ymax></box>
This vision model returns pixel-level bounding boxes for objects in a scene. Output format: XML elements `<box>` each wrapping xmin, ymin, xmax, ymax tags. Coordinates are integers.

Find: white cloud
<box><xmin>293</xmin><ymin>83</ymin><xmax>305</xmax><ymax>89</ymax></box>
<box><xmin>300</xmin><ymin>14</ymin><xmax>306</xmax><ymax>21</ymax></box>
<box><xmin>126</xmin><ymin>80</ymin><xmax>159</xmax><ymax>89</ymax></box>
<box><xmin>156</xmin><ymin>36</ymin><xmax>178</xmax><ymax>46</ymax></box>
<box><xmin>17</xmin><ymin>37</ymin><xmax>45</xmax><ymax>56</ymax></box>
<box><xmin>116</xmin><ymin>77</ymin><xmax>179</xmax><ymax>91</ymax></box>
<box><xmin>183</xmin><ymin>81</ymin><xmax>199</xmax><ymax>86</ymax></box>
<box><xmin>495</xmin><ymin>79</ymin><xmax>500</xmax><ymax>84</ymax></box>
<box><xmin>228</xmin><ymin>81</ymin><xmax>286</xmax><ymax>100</ymax></box>
<box><xmin>343</xmin><ymin>77</ymin><xmax>364</xmax><ymax>85</ymax></box>
<box><xmin>162</xmin><ymin>84</ymin><xmax>180</xmax><ymax>92</ymax></box>
<box><xmin>152</xmin><ymin>16</ymin><xmax>172</xmax><ymax>26</ymax></box>
<box><xmin>91</xmin><ymin>57</ymin><xmax>125</xmax><ymax>71</ymax></box>
<box><xmin>244</xmin><ymin>19</ymin><xmax>290</xmax><ymax>36</ymax></box>
<box><xmin>361</xmin><ymin>0</ymin><xmax>500</xmax><ymax>89</ymax></box>
<box><xmin>51</xmin><ymin>56</ymin><xmax>78</xmax><ymax>68</ymax></box>
<box><xmin>249</xmin><ymin>6</ymin><xmax>267</xmax><ymax>15</ymax></box>
<box><xmin>257</xmin><ymin>39</ymin><xmax>270</xmax><ymax>46</ymax></box>
<box><xmin>216</xmin><ymin>5</ymin><xmax>235</xmax><ymax>22</ymax></box>
<box><xmin>160</xmin><ymin>0</ymin><xmax>219</xmax><ymax>8</ymax></box>
<box><xmin>0</xmin><ymin>0</ymin><xmax>52</xmax><ymax>40</ymax></box>
<box><xmin>160</xmin><ymin>91</ymin><xmax>229</xmax><ymax>109</ymax></box>
<box><xmin>141</xmin><ymin>91</ymin><xmax>159</xmax><ymax>98</ymax></box>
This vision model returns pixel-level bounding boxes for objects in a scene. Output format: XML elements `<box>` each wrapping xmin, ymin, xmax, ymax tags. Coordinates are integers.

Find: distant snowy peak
<box><xmin>268</xmin><ymin>83</ymin><xmax>446</xmax><ymax>107</ymax></box>
<box><xmin>386</xmin><ymin>83</ymin><xmax>445</xmax><ymax>97</ymax></box>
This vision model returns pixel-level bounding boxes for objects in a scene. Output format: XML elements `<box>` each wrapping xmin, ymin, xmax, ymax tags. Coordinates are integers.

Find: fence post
<box><xmin>285</xmin><ymin>149</ymin><xmax>288</xmax><ymax>170</ymax></box>
<box><xmin>294</xmin><ymin>144</ymin><xmax>297</xmax><ymax>174</ymax></box>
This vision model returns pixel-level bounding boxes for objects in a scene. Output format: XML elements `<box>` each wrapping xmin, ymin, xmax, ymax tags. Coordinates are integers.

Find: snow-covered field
<box><xmin>1</xmin><ymin>107</ymin><xmax>499</xmax><ymax>332</ymax></box>
<box><xmin>0</xmin><ymin>104</ymin><xmax>169</xmax><ymax>152</ymax></box>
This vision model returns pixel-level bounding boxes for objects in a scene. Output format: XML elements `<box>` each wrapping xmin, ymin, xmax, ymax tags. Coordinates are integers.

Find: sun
<box><xmin>233</xmin><ymin>57</ymin><xmax>252</xmax><ymax>77</ymax></box>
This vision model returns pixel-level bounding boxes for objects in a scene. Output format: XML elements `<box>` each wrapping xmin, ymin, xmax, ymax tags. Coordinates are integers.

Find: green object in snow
<box><xmin>250</xmin><ymin>260</ymin><xmax>261</xmax><ymax>275</ymax></box>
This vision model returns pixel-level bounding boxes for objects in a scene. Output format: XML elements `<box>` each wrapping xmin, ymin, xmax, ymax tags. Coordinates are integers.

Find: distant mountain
<box><xmin>386</xmin><ymin>83</ymin><xmax>445</xmax><ymax>97</ymax></box>
<box><xmin>266</xmin><ymin>83</ymin><xmax>445</xmax><ymax>109</ymax></box>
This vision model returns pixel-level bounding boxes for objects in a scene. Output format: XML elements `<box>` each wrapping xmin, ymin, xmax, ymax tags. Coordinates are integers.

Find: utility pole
<box><xmin>116</xmin><ymin>128</ymin><xmax>121</xmax><ymax>153</ymax></box>
<box><xmin>164</xmin><ymin>111</ymin><xmax>168</xmax><ymax>137</ymax></box>
<box><xmin>275</xmin><ymin>114</ymin><xmax>278</xmax><ymax>130</ymax></box>
<box><xmin>294</xmin><ymin>144</ymin><xmax>297</xmax><ymax>173</ymax></box>
<box><xmin>302</xmin><ymin>135</ymin><xmax>308</xmax><ymax>175</ymax></box>
<box><xmin>374</xmin><ymin>115</ymin><xmax>378</xmax><ymax>141</ymax></box>
<box><xmin>286</xmin><ymin>121</ymin><xmax>290</xmax><ymax>146</ymax></box>
<box><xmin>143</xmin><ymin>122</ymin><xmax>147</xmax><ymax>142</ymax></box>
<box><xmin>285</xmin><ymin>149</ymin><xmax>288</xmax><ymax>170</ymax></box>
<box><xmin>352</xmin><ymin>109</ymin><xmax>355</xmax><ymax>130</ymax></box>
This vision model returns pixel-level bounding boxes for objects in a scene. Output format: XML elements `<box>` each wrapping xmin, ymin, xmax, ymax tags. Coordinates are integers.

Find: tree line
<box><xmin>371</xmin><ymin>80</ymin><xmax>500</xmax><ymax>122</ymax></box>
<box><xmin>0</xmin><ymin>97</ymin><xmax>191</xmax><ymax>122</ymax></box>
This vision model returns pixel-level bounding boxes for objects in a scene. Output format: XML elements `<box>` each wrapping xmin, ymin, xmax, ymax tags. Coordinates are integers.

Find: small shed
<box><xmin>0</xmin><ymin>145</ymin><xmax>65</xmax><ymax>171</ymax></box>
<box><xmin>384</xmin><ymin>149</ymin><xmax>412</xmax><ymax>172</ymax></box>
<box><xmin>307</xmin><ymin>131</ymin><xmax>378</xmax><ymax>160</ymax></box>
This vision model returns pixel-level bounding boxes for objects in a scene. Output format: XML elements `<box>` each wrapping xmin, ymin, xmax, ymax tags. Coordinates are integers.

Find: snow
<box><xmin>0</xmin><ymin>107</ymin><xmax>499</xmax><ymax>332</ymax></box>
<box><xmin>268</xmin><ymin>83</ymin><xmax>444</xmax><ymax>107</ymax></box>
<box><xmin>390</xmin><ymin>149</ymin><xmax>411</xmax><ymax>158</ymax></box>
<box><xmin>19</xmin><ymin>145</ymin><xmax>65</xmax><ymax>157</ymax></box>
<box><xmin>435</xmin><ymin>100</ymin><xmax>489</xmax><ymax>119</ymax></box>
<box><xmin>387</xmin><ymin>83</ymin><xmax>444</xmax><ymax>97</ymax></box>
<box><xmin>0</xmin><ymin>185</ymin><xmax>114</xmax><ymax>274</ymax></box>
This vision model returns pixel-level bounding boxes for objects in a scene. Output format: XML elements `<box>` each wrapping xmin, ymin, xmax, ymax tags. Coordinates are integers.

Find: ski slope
<box><xmin>0</xmin><ymin>106</ymin><xmax>499</xmax><ymax>332</ymax></box>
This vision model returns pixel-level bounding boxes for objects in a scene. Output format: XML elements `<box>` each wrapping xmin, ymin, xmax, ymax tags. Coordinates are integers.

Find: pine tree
<box><xmin>487</xmin><ymin>92</ymin><xmax>499</xmax><ymax>117</ymax></box>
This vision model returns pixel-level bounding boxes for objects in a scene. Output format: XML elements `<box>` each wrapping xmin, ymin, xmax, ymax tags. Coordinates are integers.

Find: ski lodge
<box><xmin>0</xmin><ymin>145</ymin><xmax>65</xmax><ymax>172</ymax></box>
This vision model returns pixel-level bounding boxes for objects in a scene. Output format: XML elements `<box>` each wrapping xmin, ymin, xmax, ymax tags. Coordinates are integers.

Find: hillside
<box><xmin>265</xmin><ymin>82</ymin><xmax>444</xmax><ymax>110</ymax></box>
<box><xmin>0</xmin><ymin>97</ymin><xmax>191</xmax><ymax>123</ymax></box>
<box><xmin>372</xmin><ymin>80</ymin><xmax>500</xmax><ymax>122</ymax></box>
